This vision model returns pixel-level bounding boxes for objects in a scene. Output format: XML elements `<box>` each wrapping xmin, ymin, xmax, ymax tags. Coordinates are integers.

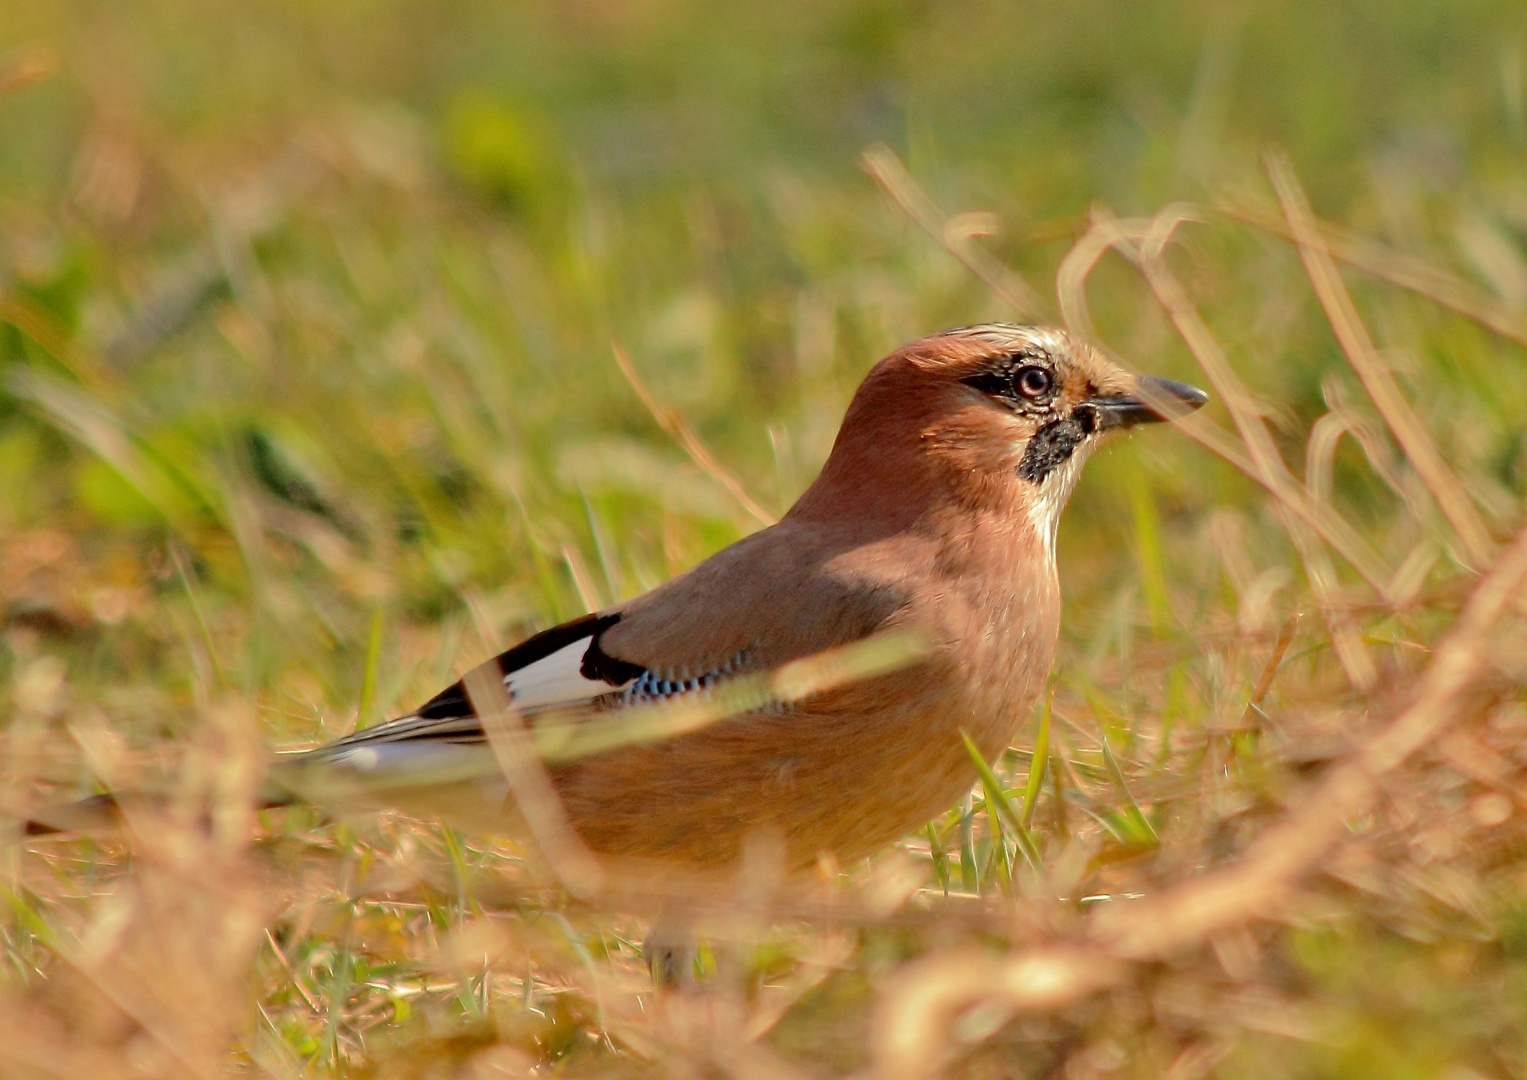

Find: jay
<box><xmin>31</xmin><ymin>325</ymin><xmax>1206</xmax><ymax>874</ymax></box>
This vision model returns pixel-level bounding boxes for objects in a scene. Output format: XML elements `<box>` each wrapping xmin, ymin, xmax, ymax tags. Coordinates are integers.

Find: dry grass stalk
<box><xmin>1133</xmin><ymin>218</ymin><xmax>1377</xmax><ymax>687</ymax></box>
<box><xmin>1241</xmin><ymin>611</ymin><xmax>1299</xmax><ymax>725</ymax></box>
<box><xmin>1302</xmin><ymin>410</ymin><xmax>1351</xmax><ymax>505</ymax></box>
<box><xmin>1305</xmin><ymin>379</ymin><xmax>1420</xmax><ymax>527</ymax></box>
<box><xmin>462</xmin><ymin>663</ymin><xmax>608</xmax><ymax>899</ymax></box>
<box><xmin>1213</xmin><ymin>192</ymin><xmax>1527</xmax><ymax>348</ymax></box>
<box><xmin>1055</xmin><ymin>205</ymin><xmax>1179</xmax><ymax>342</ymax></box>
<box><xmin>860</xmin><ymin>144</ymin><xmax>1047</xmax><ymax>318</ymax></box>
<box><xmin>535</xmin><ymin>628</ymin><xmax>929</xmax><ymax>765</ymax></box>
<box><xmin>1265</xmin><ymin>150</ymin><xmax>1496</xmax><ymax>569</ymax></box>
<box><xmin>611</xmin><ymin>343</ymin><xmax>777</xmax><ymax>527</ymax></box>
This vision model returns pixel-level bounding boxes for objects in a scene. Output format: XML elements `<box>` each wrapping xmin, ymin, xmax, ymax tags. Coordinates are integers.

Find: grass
<box><xmin>3</xmin><ymin>1</ymin><xmax>1527</xmax><ymax>1076</ymax></box>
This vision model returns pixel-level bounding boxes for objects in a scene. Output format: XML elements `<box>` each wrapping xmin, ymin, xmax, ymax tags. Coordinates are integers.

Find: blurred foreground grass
<box><xmin>3</xmin><ymin>1</ymin><xmax>1527</xmax><ymax>1077</ymax></box>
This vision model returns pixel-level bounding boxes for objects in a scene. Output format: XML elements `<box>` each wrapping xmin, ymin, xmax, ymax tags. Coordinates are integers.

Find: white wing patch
<box><xmin>504</xmin><ymin>637</ymin><xmax>630</xmax><ymax>710</ymax></box>
<box><xmin>312</xmin><ymin>619</ymin><xmax>650</xmax><ymax>757</ymax></box>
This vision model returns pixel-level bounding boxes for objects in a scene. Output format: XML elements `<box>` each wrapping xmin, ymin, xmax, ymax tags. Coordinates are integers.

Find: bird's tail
<box><xmin>17</xmin><ymin>741</ymin><xmax>495</xmax><ymax>839</ymax></box>
<box><xmin>21</xmin><ymin>784</ymin><xmax>303</xmax><ymax>838</ymax></box>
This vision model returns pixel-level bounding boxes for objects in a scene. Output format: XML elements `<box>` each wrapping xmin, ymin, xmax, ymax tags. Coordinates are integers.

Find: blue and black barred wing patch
<box><xmin>618</xmin><ymin>649</ymin><xmax>750</xmax><ymax>704</ymax></box>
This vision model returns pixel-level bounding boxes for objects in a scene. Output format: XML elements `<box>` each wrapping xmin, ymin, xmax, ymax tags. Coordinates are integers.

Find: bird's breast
<box><xmin>920</xmin><ymin>524</ymin><xmax>1063</xmax><ymax>755</ymax></box>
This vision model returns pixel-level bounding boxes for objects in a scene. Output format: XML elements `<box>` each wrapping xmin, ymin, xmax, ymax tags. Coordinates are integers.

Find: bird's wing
<box><xmin>316</xmin><ymin>611</ymin><xmax>639</xmax><ymax>752</ymax></box>
<box><xmin>309</xmin><ymin>521</ymin><xmax>912</xmax><ymax>759</ymax></box>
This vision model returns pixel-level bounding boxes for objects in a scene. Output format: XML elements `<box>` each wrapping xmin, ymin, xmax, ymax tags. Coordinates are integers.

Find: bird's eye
<box><xmin>960</xmin><ymin>358</ymin><xmax>1057</xmax><ymax>406</ymax></box>
<box><xmin>1015</xmin><ymin>366</ymin><xmax>1053</xmax><ymax>399</ymax></box>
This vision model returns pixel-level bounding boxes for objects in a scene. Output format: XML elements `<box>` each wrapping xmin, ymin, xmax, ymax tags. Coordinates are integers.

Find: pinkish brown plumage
<box><xmin>30</xmin><ymin>325</ymin><xmax>1207</xmax><ymax>871</ymax></box>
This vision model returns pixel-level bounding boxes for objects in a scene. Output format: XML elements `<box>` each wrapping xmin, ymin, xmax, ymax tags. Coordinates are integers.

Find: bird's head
<box><xmin>796</xmin><ymin>324</ymin><xmax>1208</xmax><ymax>543</ymax></box>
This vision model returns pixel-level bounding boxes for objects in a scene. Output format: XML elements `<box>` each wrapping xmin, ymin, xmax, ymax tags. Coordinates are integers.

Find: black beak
<box><xmin>1083</xmin><ymin>376</ymin><xmax>1209</xmax><ymax>430</ymax></box>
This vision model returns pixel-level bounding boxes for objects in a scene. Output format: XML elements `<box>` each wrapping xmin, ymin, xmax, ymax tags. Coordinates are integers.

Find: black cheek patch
<box><xmin>1017</xmin><ymin>416</ymin><xmax>1088</xmax><ymax>484</ymax></box>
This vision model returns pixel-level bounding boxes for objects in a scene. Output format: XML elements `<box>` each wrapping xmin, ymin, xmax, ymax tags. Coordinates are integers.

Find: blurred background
<box><xmin>3</xmin><ymin>1</ymin><xmax>1527</xmax><ymax>1077</ymax></box>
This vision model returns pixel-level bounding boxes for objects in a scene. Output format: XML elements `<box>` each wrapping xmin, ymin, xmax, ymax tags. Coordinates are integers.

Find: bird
<box><xmin>28</xmin><ymin>324</ymin><xmax>1206</xmax><ymax>877</ymax></box>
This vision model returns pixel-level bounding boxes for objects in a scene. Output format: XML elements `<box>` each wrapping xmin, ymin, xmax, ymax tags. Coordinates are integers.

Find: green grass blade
<box><xmin>961</xmin><ymin>730</ymin><xmax>1041</xmax><ymax>871</ymax></box>
<box><xmin>355</xmin><ymin>604</ymin><xmax>384</xmax><ymax>731</ymax></box>
<box><xmin>958</xmin><ymin>797</ymin><xmax>979</xmax><ymax>893</ymax></box>
<box><xmin>1130</xmin><ymin>473</ymin><xmax>1171</xmax><ymax>634</ymax></box>
<box><xmin>925</xmin><ymin>822</ymin><xmax>951</xmax><ymax>895</ymax></box>
<box><xmin>1020</xmin><ymin>697</ymin><xmax>1051</xmax><ymax>830</ymax></box>
<box><xmin>1096</xmin><ymin>724</ymin><xmax>1159</xmax><ymax>847</ymax></box>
